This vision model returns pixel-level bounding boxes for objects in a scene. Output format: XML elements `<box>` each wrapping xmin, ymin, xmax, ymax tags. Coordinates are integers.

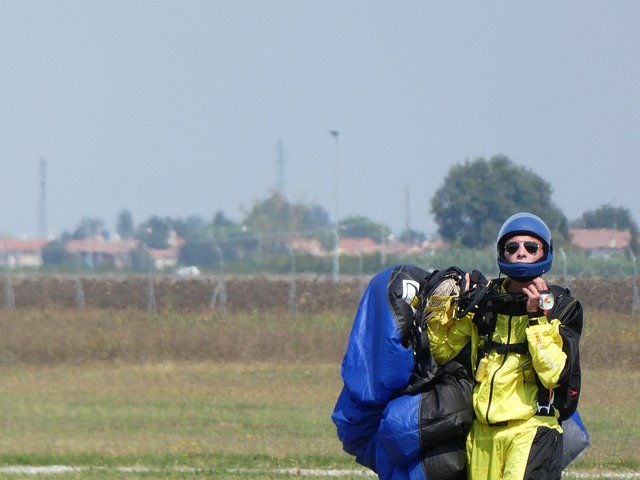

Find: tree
<box><xmin>41</xmin><ymin>240</ymin><xmax>72</xmax><ymax>266</ymax></box>
<box><xmin>339</xmin><ymin>215</ymin><xmax>390</xmax><ymax>242</ymax></box>
<box><xmin>242</xmin><ymin>192</ymin><xmax>331</xmax><ymax>253</ymax></box>
<box><xmin>72</xmin><ymin>217</ymin><xmax>106</xmax><ymax>240</ymax></box>
<box><xmin>212</xmin><ymin>210</ymin><xmax>235</xmax><ymax>228</ymax></box>
<box><xmin>178</xmin><ymin>239</ymin><xmax>220</xmax><ymax>267</ymax></box>
<box><xmin>135</xmin><ymin>216</ymin><xmax>172</xmax><ymax>249</ymax></box>
<box><xmin>129</xmin><ymin>244</ymin><xmax>154</xmax><ymax>273</ymax></box>
<box><xmin>116</xmin><ymin>209</ymin><xmax>135</xmax><ymax>239</ymax></box>
<box><xmin>399</xmin><ymin>228</ymin><xmax>427</xmax><ymax>245</ymax></box>
<box><xmin>576</xmin><ymin>204</ymin><xmax>638</xmax><ymax>230</ymax></box>
<box><xmin>171</xmin><ymin>215</ymin><xmax>206</xmax><ymax>242</ymax></box>
<box><xmin>431</xmin><ymin>155</ymin><xmax>567</xmax><ymax>248</ymax></box>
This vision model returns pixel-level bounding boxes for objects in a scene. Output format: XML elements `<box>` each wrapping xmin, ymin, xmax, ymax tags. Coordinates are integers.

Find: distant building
<box><xmin>0</xmin><ymin>237</ymin><xmax>49</xmax><ymax>268</ymax></box>
<box><xmin>148</xmin><ymin>244</ymin><xmax>181</xmax><ymax>270</ymax></box>
<box><xmin>569</xmin><ymin>228</ymin><xmax>632</xmax><ymax>257</ymax></box>
<box><xmin>288</xmin><ymin>238</ymin><xmax>326</xmax><ymax>256</ymax></box>
<box><xmin>288</xmin><ymin>236</ymin><xmax>450</xmax><ymax>257</ymax></box>
<box><xmin>339</xmin><ymin>237</ymin><xmax>379</xmax><ymax>255</ymax></box>
<box><xmin>66</xmin><ymin>237</ymin><xmax>137</xmax><ymax>269</ymax></box>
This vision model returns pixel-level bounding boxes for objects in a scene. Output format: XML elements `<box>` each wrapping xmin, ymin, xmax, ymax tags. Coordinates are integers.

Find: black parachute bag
<box><xmin>401</xmin><ymin>266</ymin><xmax>474</xmax><ymax>480</ymax></box>
<box><xmin>542</xmin><ymin>284</ymin><xmax>583</xmax><ymax>422</ymax></box>
<box><xmin>404</xmin><ymin>266</ymin><xmax>469</xmax><ymax>392</ymax></box>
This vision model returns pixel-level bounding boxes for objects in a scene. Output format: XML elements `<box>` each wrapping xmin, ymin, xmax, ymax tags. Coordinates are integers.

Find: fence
<box><xmin>1</xmin><ymin>271</ymin><xmax>637</xmax><ymax>315</ymax></box>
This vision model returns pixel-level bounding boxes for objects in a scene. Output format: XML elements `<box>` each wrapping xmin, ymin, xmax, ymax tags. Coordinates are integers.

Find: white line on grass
<box><xmin>0</xmin><ymin>466</ymin><xmax>82</xmax><ymax>474</ymax></box>
<box><xmin>564</xmin><ymin>473</ymin><xmax>640</xmax><ymax>479</ymax></box>
<box><xmin>0</xmin><ymin>466</ymin><xmax>376</xmax><ymax>477</ymax></box>
<box><xmin>0</xmin><ymin>466</ymin><xmax>638</xmax><ymax>478</ymax></box>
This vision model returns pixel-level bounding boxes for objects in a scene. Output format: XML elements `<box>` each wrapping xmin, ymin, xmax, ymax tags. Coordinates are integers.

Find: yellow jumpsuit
<box><xmin>427</xmin><ymin>280</ymin><xmax>567</xmax><ymax>480</ymax></box>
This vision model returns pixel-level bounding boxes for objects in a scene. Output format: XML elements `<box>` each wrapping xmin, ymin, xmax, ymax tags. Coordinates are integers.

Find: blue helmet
<box><xmin>496</xmin><ymin>212</ymin><xmax>553</xmax><ymax>281</ymax></box>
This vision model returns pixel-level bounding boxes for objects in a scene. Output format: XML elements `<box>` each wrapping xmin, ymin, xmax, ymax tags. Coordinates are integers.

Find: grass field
<box><xmin>0</xmin><ymin>362</ymin><xmax>351</xmax><ymax>478</ymax></box>
<box><xmin>0</xmin><ymin>307</ymin><xmax>638</xmax><ymax>479</ymax></box>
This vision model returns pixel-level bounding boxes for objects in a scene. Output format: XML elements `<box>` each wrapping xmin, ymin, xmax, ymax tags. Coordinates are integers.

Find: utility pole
<box><xmin>404</xmin><ymin>186</ymin><xmax>411</xmax><ymax>234</ymax></box>
<box><xmin>39</xmin><ymin>158</ymin><xmax>47</xmax><ymax>239</ymax></box>
<box><xmin>329</xmin><ymin>130</ymin><xmax>340</xmax><ymax>282</ymax></box>
<box><xmin>275</xmin><ymin>139</ymin><xmax>286</xmax><ymax>195</ymax></box>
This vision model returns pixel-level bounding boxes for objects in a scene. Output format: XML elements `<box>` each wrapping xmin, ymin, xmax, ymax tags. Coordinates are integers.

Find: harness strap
<box><xmin>483</xmin><ymin>340</ymin><xmax>528</xmax><ymax>355</ymax></box>
<box><xmin>535</xmin><ymin>386</ymin><xmax>556</xmax><ymax>416</ymax></box>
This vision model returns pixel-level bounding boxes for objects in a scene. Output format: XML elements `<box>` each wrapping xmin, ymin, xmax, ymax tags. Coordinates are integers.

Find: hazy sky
<box><xmin>2</xmin><ymin>1</ymin><xmax>639</xmax><ymax>239</ymax></box>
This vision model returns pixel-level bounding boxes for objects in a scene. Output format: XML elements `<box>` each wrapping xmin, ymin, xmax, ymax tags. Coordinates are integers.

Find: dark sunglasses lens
<box><xmin>504</xmin><ymin>241</ymin><xmax>540</xmax><ymax>255</ymax></box>
<box><xmin>524</xmin><ymin>242</ymin><xmax>540</xmax><ymax>254</ymax></box>
<box><xmin>504</xmin><ymin>242</ymin><xmax>520</xmax><ymax>255</ymax></box>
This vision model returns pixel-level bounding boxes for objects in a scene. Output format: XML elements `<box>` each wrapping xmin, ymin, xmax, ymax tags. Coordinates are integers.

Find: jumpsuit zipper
<box><xmin>484</xmin><ymin>312</ymin><xmax>514</xmax><ymax>424</ymax></box>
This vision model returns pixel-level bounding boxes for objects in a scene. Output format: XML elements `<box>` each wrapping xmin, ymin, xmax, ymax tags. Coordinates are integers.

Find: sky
<box><xmin>2</xmin><ymin>1</ymin><xmax>639</xmax><ymax>239</ymax></box>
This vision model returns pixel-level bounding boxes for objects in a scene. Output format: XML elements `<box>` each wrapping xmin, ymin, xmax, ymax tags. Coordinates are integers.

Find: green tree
<box><xmin>171</xmin><ymin>215</ymin><xmax>206</xmax><ymax>242</ymax></box>
<box><xmin>116</xmin><ymin>209</ymin><xmax>135</xmax><ymax>239</ymax></box>
<box><xmin>242</xmin><ymin>192</ymin><xmax>331</xmax><ymax>253</ymax></box>
<box><xmin>41</xmin><ymin>240</ymin><xmax>72</xmax><ymax>266</ymax></box>
<box><xmin>135</xmin><ymin>216</ymin><xmax>172</xmax><ymax>249</ymax></box>
<box><xmin>129</xmin><ymin>244</ymin><xmax>154</xmax><ymax>272</ymax></box>
<box><xmin>399</xmin><ymin>228</ymin><xmax>427</xmax><ymax>244</ymax></box>
<box><xmin>431</xmin><ymin>155</ymin><xmax>567</xmax><ymax>248</ymax></box>
<box><xmin>339</xmin><ymin>215</ymin><xmax>390</xmax><ymax>242</ymax></box>
<box><xmin>178</xmin><ymin>239</ymin><xmax>220</xmax><ymax>267</ymax></box>
<box><xmin>200</xmin><ymin>212</ymin><xmax>261</xmax><ymax>264</ymax></box>
<box><xmin>213</xmin><ymin>210</ymin><xmax>235</xmax><ymax>228</ymax></box>
<box><xmin>72</xmin><ymin>217</ymin><xmax>106</xmax><ymax>240</ymax></box>
<box><xmin>577</xmin><ymin>204</ymin><xmax>637</xmax><ymax>230</ymax></box>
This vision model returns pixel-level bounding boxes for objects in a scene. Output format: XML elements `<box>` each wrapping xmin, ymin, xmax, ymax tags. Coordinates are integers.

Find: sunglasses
<box><xmin>504</xmin><ymin>241</ymin><xmax>541</xmax><ymax>255</ymax></box>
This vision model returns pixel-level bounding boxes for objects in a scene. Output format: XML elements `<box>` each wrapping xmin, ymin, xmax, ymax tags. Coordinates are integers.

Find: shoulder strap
<box><xmin>472</xmin><ymin>279</ymin><xmax>529</xmax><ymax>357</ymax></box>
<box><xmin>546</xmin><ymin>285</ymin><xmax>582</xmax><ymax>333</ymax></box>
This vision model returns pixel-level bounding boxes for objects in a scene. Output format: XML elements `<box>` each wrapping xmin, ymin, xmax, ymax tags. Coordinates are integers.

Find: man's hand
<box><xmin>521</xmin><ymin>277</ymin><xmax>548</xmax><ymax>313</ymax></box>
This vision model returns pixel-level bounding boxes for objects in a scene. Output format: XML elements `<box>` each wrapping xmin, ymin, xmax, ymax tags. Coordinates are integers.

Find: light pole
<box><xmin>329</xmin><ymin>130</ymin><xmax>340</xmax><ymax>282</ymax></box>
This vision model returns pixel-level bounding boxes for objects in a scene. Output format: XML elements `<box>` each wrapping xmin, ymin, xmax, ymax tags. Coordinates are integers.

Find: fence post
<box><xmin>285</xmin><ymin>244</ymin><xmax>297</xmax><ymax>313</ymax></box>
<box><xmin>143</xmin><ymin>244</ymin><xmax>157</xmax><ymax>314</ymax></box>
<box><xmin>147</xmin><ymin>274</ymin><xmax>157</xmax><ymax>314</ymax></box>
<box><xmin>209</xmin><ymin>246</ymin><xmax>227</xmax><ymax>312</ymax></box>
<box><xmin>74</xmin><ymin>277</ymin><xmax>86</xmax><ymax>310</ymax></box>
<box><xmin>629</xmin><ymin>248</ymin><xmax>638</xmax><ymax>315</ymax></box>
<box><xmin>4</xmin><ymin>272</ymin><xmax>14</xmax><ymax>310</ymax></box>
<box><xmin>356</xmin><ymin>250</ymin><xmax>367</xmax><ymax>294</ymax></box>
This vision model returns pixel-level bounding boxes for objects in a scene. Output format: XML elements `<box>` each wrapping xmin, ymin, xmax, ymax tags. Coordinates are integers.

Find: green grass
<box><xmin>575</xmin><ymin>369</ymin><xmax>640</xmax><ymax>472</ymax></box>
<box><xmin>0</xmin><ymin>307</ymin><xmax>637</xmax><ymax>479</ymax></box>
<box><xmin>0</xmin><ymin>361</ymin><xmax>638</xmax><ymax>479</ymax></box>
<box><xmin>0</xmin><ymin>362</ymin><xmax>366</xmax><ymax>479</ymax></box>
